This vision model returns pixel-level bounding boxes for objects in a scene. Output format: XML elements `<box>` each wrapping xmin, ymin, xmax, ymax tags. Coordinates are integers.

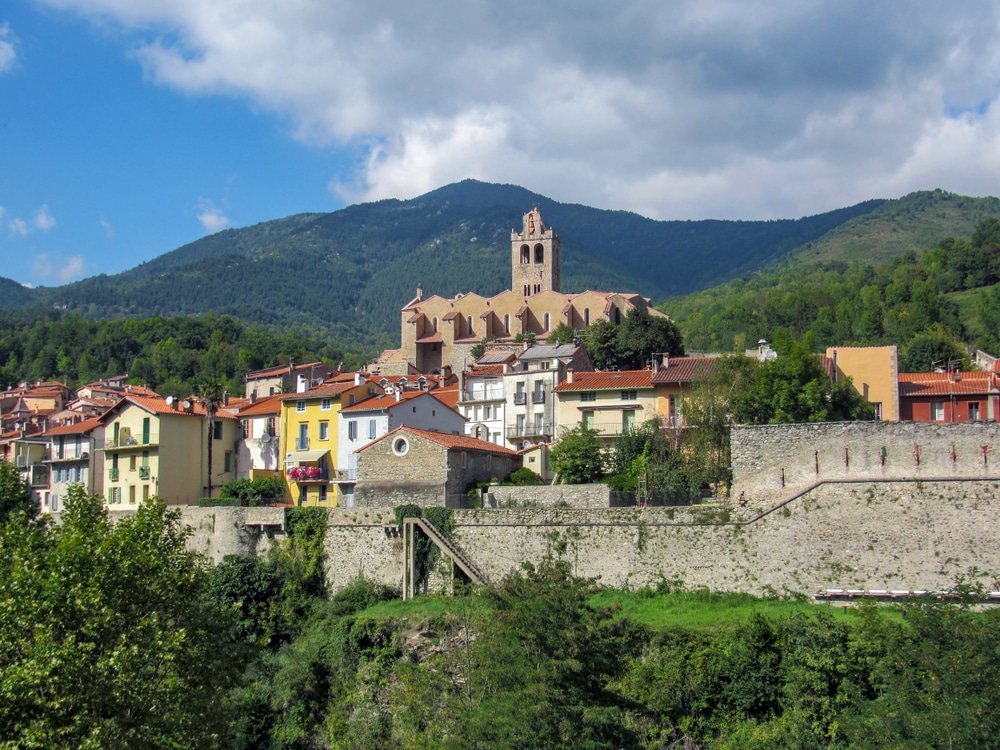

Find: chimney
<box><xmin>354</xmin><ymin>372</ymin><xmax>363</xmax><ymax>386</ymax></box>
<box><xmin>567</xmin><ymin>368</ymin><xmax>574</xmax><ymax>384</ymax></box>
<box><xmin>249</xmin><ymin>392</ymin><xmax>257</xmax><ymax>404</ymax></box>
<box><xmin>663</xmin><ymin>353</ymin><xmax>670</xmax><ymax>370</ymax></box>
<box><xmin>395</xmin><ymin>387</ymin><xmax>402</xmax><ymax>402</ymax></box>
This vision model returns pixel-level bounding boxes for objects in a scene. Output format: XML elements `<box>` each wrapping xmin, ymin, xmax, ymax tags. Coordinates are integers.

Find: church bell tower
<box><xmin>511</xmin><ymin>207</ymin><xmax>560</xmax><ymax>297</ymax></box>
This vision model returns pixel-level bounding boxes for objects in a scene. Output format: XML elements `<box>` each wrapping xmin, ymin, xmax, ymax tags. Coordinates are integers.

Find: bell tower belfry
<box><xmin>511</xmin><ymin>207</ymin><xmax>560</xmax><ymax>296</ymax></box>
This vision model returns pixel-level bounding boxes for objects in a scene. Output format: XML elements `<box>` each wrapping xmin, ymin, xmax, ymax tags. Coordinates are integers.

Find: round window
<box><xmin>393</xmin><ymin>437</ymin><xmax>409</xmax><ymax>456</ymax></box>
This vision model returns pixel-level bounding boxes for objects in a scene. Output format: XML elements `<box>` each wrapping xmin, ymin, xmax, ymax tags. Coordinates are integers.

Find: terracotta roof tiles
<box><xmin>555</xmin><ymin>370</ymin><xmax>653</xmax><ymax>391</ymax></box>
<box><xmin>650</xmin><ymin>357</ymin><xmax>718</xmax><ymax>385</ymax></box>
<box><xmin>898</xmin><ymin>371</ymin><xmax>998</xmax><ymax>397</ymax></box>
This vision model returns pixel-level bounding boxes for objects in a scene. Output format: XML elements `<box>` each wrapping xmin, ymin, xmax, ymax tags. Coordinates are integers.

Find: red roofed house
<box><xmin>898</xmin><ymin>370</ymin><xmax>1000</xmax><ymax>422</ymax></box>
<box><xmin>554</xmin><ymin>368</ymin><xmax>658</xmax><ymax>445</ymax></box>
<box><xmin>97</xmin><ymin>395</ymin><xmax>240</xmax><ymax>507</ymax></box>
<box><xmin>354</xmin><ymin>426</ymin><xmax>521</xmax><ymax>508</ymax></box>
<box><xmin>40</xmin><ymin>417</ymin><xmax>104</xmax><ymax>512</ymax></box>
<box><xmin>650</xmin><ymin>355</ymin><xmax>718</xmax><ymax>426</ymax></box>
<box><xmin>233</xmin><ymin>394</ymin><xmax>284</xmax><ymax>481</ymax></box>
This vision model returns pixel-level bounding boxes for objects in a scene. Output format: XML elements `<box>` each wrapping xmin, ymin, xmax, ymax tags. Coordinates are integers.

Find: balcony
<box><xmin>330</xmin><ymin>468</ymin><xmax>358</xmax><ymax>482</ymax></box>
<box><xmin>531</xmin><ymin>391</ymin><xmax>546</xmax><ymax>404</ymax></box>
<box><xmin>461</xmin><ymin>388</ymin><xmax>504</xmax><ymax>403</ymax></box>
<box><xmin>295</xmin><ymin>437</ymin><xmax>310</xmax><ymax>451</ymax></box>
<box><xmin>29</xmin><ymin>465</ymin><xmax>49</xmax><ymax>488</ymax></box>
<box><xmin>513</xmin><ymin>392</ymin><xmax>527</xmax><ymax>405</ymax></box>
<box><xmin>104</xmin><ymin>434</ymin><xmax>159</xmax><ymax>450</ymax></box>
<box><xmin>506</xmin><ymin>422</ymin><xmax>553</xmax><ymax>440</ymax></box>
<box><xmin>584</xmin><ymin>421</ymin><xmax>636</xmax><ymax>438</ymax></box>
<box><xmin>109</xmin><ymin>468</ymin><xmax>120</xmax><ymax>481</ymax></box>
<box><xmin>139</xmin><ymin>466</ymin><xmax>151</xmax><ymax>479</ymax></box>
<box><xmin>48</xmin><ymin>451</ymin><xmax>90</xmax><ymax>463</ymax></box>
<box><xmin>286</xmin><ymin>466</ymin><xmax>327</xmax><ymax>483</ymax></box>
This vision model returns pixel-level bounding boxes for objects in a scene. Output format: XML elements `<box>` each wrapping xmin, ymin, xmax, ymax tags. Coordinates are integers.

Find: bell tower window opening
<box><xmin>534</xmin><ymin>244</ymin><xmax>544</xmax><ymax>263</ymax></box>
<box><xmin>520</xmin><ymin>245</ymin><xmax>530</xmax><ymax>264</ymax></box>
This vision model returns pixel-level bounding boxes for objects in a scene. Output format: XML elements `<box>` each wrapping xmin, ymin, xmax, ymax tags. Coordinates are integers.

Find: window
<box><xmin>543</xmin><ymin>313</ymin><xmax>550</xmax><ymax>331</ymax></box>
<box><xmin>318</xmin><ymin>485</ymin><xmax>328</xmax><ymax>503</ymax></box>
<box><xmin>242</xmin><ymin>420</ymin><xmax>250</xmax><ymax>439</ymax></box>
<box><xmin>393</xmin><ymin>437</ymin><xmax>409</xmax><ymax>456</ymax></box>
<box><xmin>931</xmin><ymin>401</ymin><xmax>945</xmax><ymax>421</ymax></box>
<box><xmin>368</xmin><ymin>420</ymin><xmax>377</xmax><ymax>439</ymax></box>
<box><xmin>142</xmin><ymin>485</ymin><xmax>150</xmax><ymax>502</ymax></box>
<box><xmin>503</xmin><ymin>314</ymin><xmax>510</xmax><ymax>335</ymax></box>
<box><xmin>265</xmin><ymin>417</ymin><xmax>276</xmax><ymax>436</ymax></box>
<box><xmin>484</xmin><ymin>405</ymin><xmax>491</xmax><ymax>419</ymax></box>
<box><xmin>534</xmin><ymin>244</ymin><xmax>544</xmax><ymax>263</ymax></box>
<box><xmin>224</xmin><ymin>451</ymin><xmax>232</xmax><ymax>472</ymax></box>
<box><xmin>584</xmin><ymin>308</ymin><xmax>590</xmax><ymax>326</ymax></box>
<box><xmin>461</xmin><ymin>451</ymin><xmax>468</xmax><ymax>468</ymax></box>
<box><xmin>621</xmin><ymin>390</ymin><xmax>637</xmax><ymax>401</ymax></box>
<box><xmin>348</xmin><ymin>421</ymin><xmax>358</xmax><ymax>440</ymax></box>
<box><xmin>969</xmin><ymin>402</ymin><xmax>981</xmax><ymax>421</ymax></box>
<box><xmin>319</xmin><ymin>421</ymin><xmax>329</xmax><ymax>441</ymax></box>
<box><xmin>582</xmin><ymin>410</ymin><xmax>595</xmax><ymax>429</ymax></box>
<box><xmin>296</xmin><ymin>401</ymin><xmax>306</xmax><ymax>413</ymax></box>
<box><xmin>623</xmin><ymin>409</ymin><xmax>636</xmax><ymax>431</ymax></box>
<box><xmin>467</xmin><ymin>315</ymin><xmax>474</xmax><ymax>337</ymax></box>
<box><xmin>213</xmin><ymin>421</ymin><xmax>223</xmax><ymax>440</ymax></box>
<box><xmin>321</xmin><ymin>398</ymin><xmax>332</xmax><ymax>411</ymax></box>
<box><xmin>580</xmin><ymin>392</ymin><xmax>597</xmax><ymax>402</ymax></box>
<box><xmin>129</xmin><ymin>485</ymin><xmax>136</xmax><ymax>504</ymax></box>
<box><xmin>130</xmin><ymin>455</ymin><xmax>137</xmax><ymax>471</ymax></box>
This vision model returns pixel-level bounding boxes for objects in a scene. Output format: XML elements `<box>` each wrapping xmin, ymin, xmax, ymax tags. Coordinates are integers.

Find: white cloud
<box><xmin>99</xmin><ymin>217</ymin><xmax>115</xmax><ymax>238</ymax></box>
<box><xmin>31</xmin><ymin>252</ymin><xmax>88</xmax><ymax>284</ymax></box>
<box><xmin>36</xmin><ymin>1</ymin><xmax>1000</xmax><ymax>219</ymax></box>
<box><xmin>0</xmin><ymin>24</ymin><xmax>17</xmax><ymax>73</ymax></box>
<box><xmin>34</xmin><ymin>205</ymin><xmax>56</xmax><ymax>231</ymax></box>
<box><xmin>196</xmin><ymin>199</ymin><xmax>229</xmax><ymax>234</ymax></box>
<box><xmin>8</xmin><ymin>218</ymin><xmax>28</xmax><ymax>237</ymax></box>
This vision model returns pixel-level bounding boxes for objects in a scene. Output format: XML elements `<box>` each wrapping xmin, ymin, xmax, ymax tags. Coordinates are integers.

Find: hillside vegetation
<box><xmin>0</xmin><ymin>180</ymin><xmax>884</xmax><ymax>347</ymax></box>
<box><xmin>667</xmin><ymin>216</ymin><xmax>1000</xmax><ymax>366</ymax></box>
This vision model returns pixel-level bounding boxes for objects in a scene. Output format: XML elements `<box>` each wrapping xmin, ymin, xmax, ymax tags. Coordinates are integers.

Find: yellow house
<box><xmin>552</xmin><ymin>369</ymin><xmax>660</xmax><ymax>446</ymax></box>
<box><xmin>825</xmin><ymin>345</ymin><xmax>899</xmax><ymax>421</ymax></box>
<box><xmin>98</xmin><ymin>395</ymin><xmax>240</xmax><ymax>507</ymax></box>
<box><xmin>278</xmin><ymin>375</ymin><xmax>379</xmax><ymax>507</ymax></box>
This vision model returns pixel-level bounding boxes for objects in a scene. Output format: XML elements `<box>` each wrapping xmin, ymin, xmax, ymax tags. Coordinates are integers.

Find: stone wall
<box><xmin>731</xmin><ymin>422</ymin><xmax>1000</xmax><ymax>507</ymax></box>
<box><xmin>483</xmin><ymin>483</ymin><xmax>610</xmax><ymax>508</ymax></box>
<box><xmin>179</xmin><ymin>506</ymin><xmax>286</xmax><ymax>563</ymax></box>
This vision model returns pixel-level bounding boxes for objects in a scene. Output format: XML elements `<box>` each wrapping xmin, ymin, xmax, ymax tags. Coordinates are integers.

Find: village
<box><xmin>2</xmin><ymin>208</ymin><xmax>998</xmax><ymax>515</ymax></box>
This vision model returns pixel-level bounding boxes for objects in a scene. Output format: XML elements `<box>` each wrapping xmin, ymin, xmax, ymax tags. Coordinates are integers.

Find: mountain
<box><xmin>2</xmin><ymin>180</ymin><xmax>990</xmax><ymax>352</ymax></box>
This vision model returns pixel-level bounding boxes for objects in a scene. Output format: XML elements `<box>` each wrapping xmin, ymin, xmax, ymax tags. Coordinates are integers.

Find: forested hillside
<box><xmin>667</xmin><ymin>217</ymin><xmax>1000</xmax><ymax>369</ymax></box>
<box><xmin>0</xmin><ymin>180</ymin><xmax>886</xmax><ymax>347</ymax></box>
<box><xmin>0</xmin><ymin>310</ymin><xmax>360</xmax><ymax>395</ymax></box>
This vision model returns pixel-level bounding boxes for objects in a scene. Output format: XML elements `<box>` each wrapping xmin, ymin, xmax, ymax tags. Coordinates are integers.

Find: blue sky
<box><xmin>2</xmin><ymin>1</ymin><xmax>1000</xmax><ymax>288</ymax></box>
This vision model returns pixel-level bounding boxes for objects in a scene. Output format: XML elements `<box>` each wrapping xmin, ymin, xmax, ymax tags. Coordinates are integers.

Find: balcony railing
<box><xmin>109</xmin><ymin>468</ymin><xmax>120</xmax><ymax>481</ymax></box>
<box><xmin>30</xmin><ymin>465</ymin><xmax>49</xmax><ymax>488</ymax></box>
<box><xmin>461</xmin><ymin>388</ymin><xmax>505</xmax><ymax>402</ymax></box>
<box><xmin>104</xmin><ymin>434</ymin><xmax>159</xmax><ymax>450</ymax></box>
<box><xmin>513</xmin><ymin>392</ymin><xmax>527</xmax><ymax>405</ymax></box>
<box><xmin>295</xmin><ymin>437</ymin><xmax>310</xmax><ymax>451</ymax></box>
<box><xmin>139</xmin><ymin>466</ymin><xmax>151</xmax><ymax>479</ymax></box>
<box><xmin>506</xmin><ymin>422</ymin><xmax>552</xmax><ymax>439</ymax></box>
<box><xmin>531</xmin><ymin>391</ymin><xmax>546</xmax><ymax>404</ymax></box>
<box><xmin>584</xmin><ymin>421</ymin><xmax>635</xmax><ymax>437</ymax></box>
<box><xmin>286</xmin><ymin>466</ymin><xmax>327</xmax><ymax>482</ymax></box>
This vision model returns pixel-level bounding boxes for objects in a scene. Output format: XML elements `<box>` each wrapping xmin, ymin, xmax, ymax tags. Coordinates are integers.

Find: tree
<box><xmin>550</xmin><ymin>425</ymin><xmax>605</xmax><ymax>484</ymax></box>
<box><xmin>614</xmin><ymin>307</ymin><xmax>685</xmax><ymax>370</ymax></box>
<box><xmin>0</xmin><ymin>487</ymin><xmax>243</xmax><ymax>748</ymax></box>
<box><xmin>198</xmin><ymin>379</ymin><xmax>225</xmax><ymax>498</ymax></box>
<box><xmin>0</xmin><ymin>459</ymin><xmax>37</xmax><ymax>523</ymax></box>
<box><xmin>579</xmin><ymin>319</ymin><xmax>619</xmax><ymax>370</ymax></box>
<box><xmin>546</xmin><ymin>321</ymin><xmax>576</xmax><ymax>345</ymax></box>
<box><xmin>900</xmin><ymin>326</ymin><xmax>968</xmax><ymax>372</ymax></box>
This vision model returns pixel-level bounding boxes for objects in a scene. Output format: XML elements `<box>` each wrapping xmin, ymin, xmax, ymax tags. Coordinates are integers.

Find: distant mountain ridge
<box><xmin>0</xmin><ymin>181</ymin><xmax>991</xmax><ymax>350</ymax></box>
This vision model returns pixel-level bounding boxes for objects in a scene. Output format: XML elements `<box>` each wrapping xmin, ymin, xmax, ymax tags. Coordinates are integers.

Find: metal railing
<box><xmin>105</xmin><ymin>434</ymin><xmax>159</xmax><ymax>449</ymax></box>
<box><xmin>109</xmin><ymin>468</ymin><xmax>120</xmax><ymax>481</ymax></box>
<box><xmin>462</xmin><ymin>388</ymin><xmax>504</xmax><ymax>402</ymax></box>
<box><xmin>139</xmin><ymin>466</ymin><xmax>151</xmax><ymax>479</ymax></box>
<box><xmin>505</xmin><ymin>422</ymin><xmax>552</xmax><ymax>439</ymax></box>
<box><xmin>531</xmin><ymin>391</ymin><xmax>546</xmax><ymax>404</ymax></box>
<box><xmin>295</xmin><ymin>437</ymin><xmax>310</xmax><ymax>450</ymax></box>
<box><xmin>513</xmin><ymin>392</ymin><xmax>527</xmax><ymax>405</ymax></box>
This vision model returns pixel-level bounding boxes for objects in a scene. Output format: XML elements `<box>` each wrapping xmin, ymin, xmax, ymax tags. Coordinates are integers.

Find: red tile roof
<box><xmin>277</xmin><ymin>382</ymin><xmax>356</xmax><ymax>401</ymax></box>
<box><xmin>365</xmin><ymin>426</ymin><xmax>518</xmax><ymax>456</ymax></box>
<box><xmin>431</xmin><ymin>384</ymin><xmax>460</xmax><ymax>409</ymax></box>
<box><xmin>236</xmin><ymin>395</ymin><xmax>283</xmax><ymax>416</ymax></box>
<box><xmin>650</xmin><ymin>357</ymin><xmax>718</xmax><ymax>385</ymax></box>
<box><xmin>42</xmin><ymin>417</ymin><xmax>103</xmax><ymax>436</ymax></box>
<box><xmin>104</xmin><ymin>395</ymin><xmax>238</xmax><ymax>420</ymax></box>
<box><xmin>898</xmin><ymin>371</ymin><xmax>999</xmax><ymax>397</ymax></box>
<box><xmin>341</xmin><ymin>390</ymin><xmax>427</xmax><ymax>412</ymax></box>
<box><xmin>554</xmin><ymin>370</ymin><xmax>653</xmax><ymax>392</ymax></box>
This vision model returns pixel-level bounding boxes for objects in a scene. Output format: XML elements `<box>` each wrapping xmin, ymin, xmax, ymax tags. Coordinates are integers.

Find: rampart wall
<box><xmin>175</xmin><ymin>423</ymin><xmax>1000</xmax><ymax>597</ymax></box>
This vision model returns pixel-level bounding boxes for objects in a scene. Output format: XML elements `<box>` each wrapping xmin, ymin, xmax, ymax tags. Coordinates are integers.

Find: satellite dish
<box><xmin>165</xmin><ymin>396</ymin><xmax>174</xmax><ymax>406</ymax></box>
<box><xmin>260</xmin><ymin>433</ymin><xmax>272</xmax><ymax>443</ymax></box>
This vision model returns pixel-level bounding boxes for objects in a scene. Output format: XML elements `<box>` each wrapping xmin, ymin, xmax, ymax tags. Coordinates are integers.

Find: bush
<box><xmin>505</xmin><ymin>467</ymin><xmax>543</xmax><ymax>486</ymax></box>
<box><xmin>219</xmin><ymin>475</ymin><xmax>286</xmax><ymax>506</ymax></box>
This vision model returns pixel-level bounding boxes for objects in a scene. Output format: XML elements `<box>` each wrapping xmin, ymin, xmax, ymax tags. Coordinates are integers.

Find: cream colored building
<box><xmin>98</xmin><ymin>395</ymin><xmax>240</xmax><ymax>506</ymax></box>
<box><xmin>553</xmin><ymin>369</ymin><xmax>659</xmax><ymax>446</ymax></box>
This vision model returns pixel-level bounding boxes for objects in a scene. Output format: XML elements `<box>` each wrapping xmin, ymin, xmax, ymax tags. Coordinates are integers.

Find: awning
<box><xmin>289</xmin><ymin>449</ymin><xmax>329</xmax><ymax>463</ymax></box>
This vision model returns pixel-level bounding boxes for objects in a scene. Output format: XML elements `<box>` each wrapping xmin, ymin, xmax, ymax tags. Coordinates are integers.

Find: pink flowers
<box><xmin>286</xmin><ymin>465</ymin><xmax>322</xmax><ymax>480</ymax></box>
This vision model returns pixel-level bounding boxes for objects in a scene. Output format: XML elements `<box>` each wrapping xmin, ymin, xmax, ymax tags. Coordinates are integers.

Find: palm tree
<box><xmin>198</xmin><ymin>380</ymin><xmax>225</xmax><ymax>498</ymax></box>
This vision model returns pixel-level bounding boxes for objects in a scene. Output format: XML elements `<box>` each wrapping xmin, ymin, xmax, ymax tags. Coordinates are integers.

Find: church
<box><xmin>374</xmin><ymin>207</ymin><xmax>667</xmax><ymax>375</ymax></box>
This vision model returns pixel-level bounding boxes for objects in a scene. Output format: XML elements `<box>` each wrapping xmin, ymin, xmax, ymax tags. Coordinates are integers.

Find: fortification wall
<box><xmin>484</xmin><ymin>483</ymin><xmax>610</xmax><ymax>508</ymax></box>
<box><xmin>731</xmin><ymin>422</ymin><xmax>1000</xmax><ymax>507</ymax></box>
<box><xmin>452</xmin><ymin>480</ymin><xmax>1000</xmax><ymax>595</ymax></box>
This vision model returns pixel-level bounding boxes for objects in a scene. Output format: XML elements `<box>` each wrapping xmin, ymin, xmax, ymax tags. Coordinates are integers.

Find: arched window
<box><xmin>520</xmin><ymin>245</ymin><xmax>530</xmax><ymax>264</ymax></box>
<box><xmin>467</xmin><ymin>315</ymin><xmax>474</xmax><ymax>336</ymax></box>
<box><xmin>432</xmin><ymin>317</ymin><xmax>438</xmax><ymax>332</ymax></box>
<box><xmin>584</xmin><ymin>308</ymin><xmax>590</xmax><ymax>326</ymax></box>
<box><xmin>534</xmin><ymin>244</ymin><xmax>544</xmax><ymax>263</ymax></box>
<box><xmin>543</xmin><ymin>312</ymin><xmax>550</xmax><ymax>331</ymax></box>
<box><xmin>503</xmin><ymin>314</ymin><xmax>510</xmax><ymax>335</ymax></box>
<box><xmin>614</xmin><ymin>307</ymin><xmax>621</xmax><ymax>324</ymax></box>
